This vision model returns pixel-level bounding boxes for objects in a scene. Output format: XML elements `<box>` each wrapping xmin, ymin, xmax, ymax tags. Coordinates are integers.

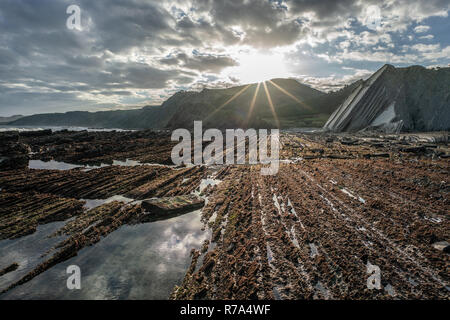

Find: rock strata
<box><xmin>324</xmin><ymin>65</ymin><xmax>450</xmax><ymax>133</ymax></box>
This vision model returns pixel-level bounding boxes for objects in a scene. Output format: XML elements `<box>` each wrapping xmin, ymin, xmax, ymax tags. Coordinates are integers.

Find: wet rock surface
<box><xmin>0</xmin><ymin>129</ymin><xmax>448</xmax><ymax>299</ymax></box>
<box><xmin>0</xmin><ymin>263</ymin><xmax>19</xmax><ymax>277</ymax></box>
<box><xmin>173</xmin><ymin>159</ymin><xmax>448</xmax><ymax>299</ymax></box>
<box><xmin>1</xmin><ymin>129</ymin><xmax>175</xmax><ymax>167</ymax></box>
<box><xmin>0</xmin><ymin>192</ymin><xmax>85</xmax><ymax>239</ymax></box>
<box><xmin>142</xmin><ymin>195</ymin><xmax>205</xmax><ymax>216</ymax></box>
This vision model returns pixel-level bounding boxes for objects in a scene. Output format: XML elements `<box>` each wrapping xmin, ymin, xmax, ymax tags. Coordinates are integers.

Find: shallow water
<box><xmin>0</xmin><ymin>209</ymin><xmax>209</xmax><ymax>300</ymax></box>
<box><xmin>29</xmin><ymin>160</ymin><xmax>83</xmax><ymax>170</ymax></box>
<box><xmin>0</xmin><ymin>221</ymin><xmax>69</xmax><ymax>290</ymax></box>
<box><xmin>112</xmin><ymin>159</ymin><xmax>142</xmax><ymax>166</ymax></box>
<box><xmin>0</xmin><ymin>125</ymin><xmax>132</xmax><ymax>132</ymax></box>
<box><xmin>29</xmin><ymin>159</ymin><xmax>177</xmax><ymax>171</ymax></box>
<box><xmin>81</xmin><ymin>195</ymin><xmax>136</xmax><ymax>210</ymax></box>
<box><xmin>29</xmin><ymin>159</ymin><xmax>114</xmax><ymax>171</ymax></box>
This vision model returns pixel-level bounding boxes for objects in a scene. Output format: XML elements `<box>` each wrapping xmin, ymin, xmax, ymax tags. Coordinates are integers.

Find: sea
<box><xmin>0</xmin><ymin>125</ymin><xmax>133</xmax><ymax>132</ymax></box>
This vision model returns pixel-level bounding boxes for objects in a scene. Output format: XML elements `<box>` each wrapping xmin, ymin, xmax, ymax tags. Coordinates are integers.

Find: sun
<box><xmin>230</xmin><ymin>52</ymin><xmax>290</xmax><ymax>84</ymax></box>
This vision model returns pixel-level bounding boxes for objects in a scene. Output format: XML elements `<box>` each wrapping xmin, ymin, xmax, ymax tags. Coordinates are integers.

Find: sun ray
<box><xmin>262</xmin><ymin>81</ymin><xmax>280</xmax><ymax>128</ymax></box>
<box><xmin>205</xmin><ymin>84</ymin><xmax>251</xmax><ymax>122</ymax></box>
<box><xmin>268</xmin><ymin>80</ymin><xmax>312</xmax><ymax>111</ymax></box>
<box><xmin>246</xmin><ymin>82</ymin><xmax>261</xmax><ymax>125</ymax></box>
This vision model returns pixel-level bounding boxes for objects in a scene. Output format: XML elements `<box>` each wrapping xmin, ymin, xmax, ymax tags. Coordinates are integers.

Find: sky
<box><xmin>0</xmin><ymin>0</ymin><xmax>449</xmax><ymax>117</ymax></box>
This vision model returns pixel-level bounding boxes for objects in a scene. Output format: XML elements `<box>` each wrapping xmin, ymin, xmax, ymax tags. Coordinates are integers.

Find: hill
<box><xmin>0</xmin><ymin>115</ymin><xmax>23</xmax><ymax>124</ymax></box>
<box><xmin>10</xmin><ymin>78</ymin><xmax>360</xmax><ymax>129</ymax></box>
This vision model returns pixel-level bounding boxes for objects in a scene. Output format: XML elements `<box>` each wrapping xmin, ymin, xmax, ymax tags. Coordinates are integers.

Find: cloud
<box><xmin>414</xmin><ymin>25</ymin><xmax>431</xmax><ymax>33</ymax></box>
<box><xmin>159</xmin><ymin>52</ymin><xmax>238</xmax><ymax>73</ymax></box>
<box><xmin>410</xmin><ymin>43</ymin><xmax>441</xmax><ymax>52</ymax></box>
<box><xmin>298</xmin><ymin>67</ymin><xmax>372</xmax><ymax>92</ymax></box>
<box><xmin>0</xmin><ymin>0</ymin><xmax>449</xmax><ymax>116</ymax></box>
<box><xmin>419</xmin><ymin>34</ymin><xmax>434</xmax><ymax>40</ymax></box>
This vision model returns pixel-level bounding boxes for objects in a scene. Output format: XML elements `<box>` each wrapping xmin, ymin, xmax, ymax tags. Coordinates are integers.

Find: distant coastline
<box><xmin>0</xmin><ymin>125</ymin><xmax>134</xmax><ymax>133</ymax></box>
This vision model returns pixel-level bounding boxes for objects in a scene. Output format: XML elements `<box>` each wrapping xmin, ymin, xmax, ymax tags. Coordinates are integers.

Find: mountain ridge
<box><xmin>0</xmin><ymin>115</ymin><xmax>24</xmax><ymax>124</ymax></box>
<box><xmin>13</xmin><ymin>63</ymin><xmax>448</xmax><ymax>132</ymax></box>
<box><xmin>10</xmin><ymin>78</ymin><xmax>359</xmax><ymax>129</ymax></box>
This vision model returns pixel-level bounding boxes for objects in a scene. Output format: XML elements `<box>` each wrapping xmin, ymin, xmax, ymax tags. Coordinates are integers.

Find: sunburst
<box><xmin>262</xmin><ymin>81</ymin><xmax>280</xmax><ymax>128</ymax></box>
<box><xmin>268</xmin><ymin>80</ymin><xmax>312</xmax><ymax>111</ymax></box>
<box><xmin>205</xmin><ymin>84</ymin><xmax>251</xmax><ymax>122</ymax></box>
<box><xmin>205</xmin><ymin>76</ymin><xmax>313</xmax><ymax>130</ymax></box>
<box><xmin>245</xmin><ymin>82</ymin><xmax>261</xmax><ymax>126</ymax></box>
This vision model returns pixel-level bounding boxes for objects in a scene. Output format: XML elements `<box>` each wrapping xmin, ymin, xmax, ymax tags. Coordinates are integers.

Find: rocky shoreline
<box><xmin>0</xmin><ymin>129</ymin><xmax>448</xmax><ymax>299</ymax></box>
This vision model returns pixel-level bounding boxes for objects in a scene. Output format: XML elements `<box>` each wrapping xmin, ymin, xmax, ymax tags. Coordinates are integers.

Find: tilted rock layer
<box><xmin>324</xmin><ymin>64</ymin><xmax>450</xmax><ymax>133</ymax></box>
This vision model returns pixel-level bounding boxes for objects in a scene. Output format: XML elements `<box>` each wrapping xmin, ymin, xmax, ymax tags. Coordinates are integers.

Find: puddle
<box><xmin>1</xmin><ymin>209</ymin><xmax>209</xmax><ymax>300</ymax></box>
<box><xmin>309</xmin><ymin>243</ymin><xmax>319</xmax><ymax>258</ymax></box>
<box><xmin>0</xmin><ymin>221</ymin><xmax>69</xmax><ymax>290</ymax></box>
<box><xmin>82</xmin><ymin>164</ymin><xmax>112</xmax><ymax>171</ymax></box>
<box><xmin>81</xmin><ymin>195</ymin><xmax>135</xmax><ymax>210</ymax></box>
<box><xmin>29</xmin><ymin>160</ymin><xmax>111</xmax><ymax>171</ymax></box>
<box><xmin>29</xmin><ymin>159</ymin><xmax>178</xmax><ymax>172</ymax></box>
<box><xmin>112</xmin><ymin>159</ymin><xmax>142</xmax><ymax>166</ymax></box>
<box><xmin>29</xmin><ymin>160</ymin><xmax>82</xmax><ymax>170</ymax></box>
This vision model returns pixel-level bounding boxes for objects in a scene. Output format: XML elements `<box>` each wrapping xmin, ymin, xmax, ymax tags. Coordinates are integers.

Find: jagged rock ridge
<box><xmin>324</xmin><ymin>64</ymin><xmax>450</xmax><ymax>133</ymax></box>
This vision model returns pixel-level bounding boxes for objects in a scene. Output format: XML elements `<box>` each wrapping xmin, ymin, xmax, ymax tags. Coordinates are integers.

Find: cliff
<box><xmin>324</xmin><ymin>64</ymin><xmax>450</xmax><ymax>133</ymax></box>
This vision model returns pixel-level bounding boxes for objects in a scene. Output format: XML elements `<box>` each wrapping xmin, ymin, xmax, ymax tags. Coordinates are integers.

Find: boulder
<box><xmin>142</xmin><ymin>194</ymin><xmax>205</xmax><ymax>216</ymax></box>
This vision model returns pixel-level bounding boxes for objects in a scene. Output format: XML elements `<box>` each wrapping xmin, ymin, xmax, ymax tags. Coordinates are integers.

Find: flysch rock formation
<box><xmin>324</xmin><ymin>64</ymin><xmax>450</xmax><ymax>133</ymax></box>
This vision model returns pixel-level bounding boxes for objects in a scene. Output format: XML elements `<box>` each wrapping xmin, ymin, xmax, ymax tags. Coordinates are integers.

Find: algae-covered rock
<box><xmin>142</xmin><ymin>194</ymin><xmax>205</xmax><ymax>216</ymax></box>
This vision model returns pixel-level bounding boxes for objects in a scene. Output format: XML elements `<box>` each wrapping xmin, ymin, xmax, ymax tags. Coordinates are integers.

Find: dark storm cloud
<box><xmin>182</xmin><ymin>0</ymin><xmax>306</xmax><ymax>48</ymax></box>
<box><xmin>79</xmin><ymin>0</ymin><xmax>174</xmax><ymax>53</ymax></box>
<box><xmin>0</xmin><ymin>48</ymin><xmax>17</xmax><ymax>65</ymax></box>
<box><xmin>287</xmin><ymin>0</ymin><xmax>362</xmax><ymax>19</ymax></box>
<box><xmin>160</xmin><ymin>52</ymin><xmax>238</xmax><ymax>72</ymax></box>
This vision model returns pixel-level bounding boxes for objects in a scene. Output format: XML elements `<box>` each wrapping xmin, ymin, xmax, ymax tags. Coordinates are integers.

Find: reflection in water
<box><xmin>29</xmin><ymin>160</ymin><xmax>82</xmax><ymax>170</ymax></box>
<box><xmin>112</xmin><ymin>159</ymin><xmax>142</xmax><ymax>166</ymax></box>
<box><xmin>29</xmin><ymin>159</ymin><xmax>143</xmax><ymax>171</ymax></box>
<box><xmin>82</xmin><ymin>195</ymin><xmax>135</xmax><ymax>210</ymax></box>
<box><xmin>28</xmin><ymin>159</ymin><xmax>177</xmax><ymax>171</ymax></box>
<box><xmin>0</xmin><ymin>210</ymin><xmax>209</xmax><ymax>300</ymax></box>
<box><xmin>0</xmin><ymin>221</ymin><xmax>69</xmax><ymax>290</ymax></box>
